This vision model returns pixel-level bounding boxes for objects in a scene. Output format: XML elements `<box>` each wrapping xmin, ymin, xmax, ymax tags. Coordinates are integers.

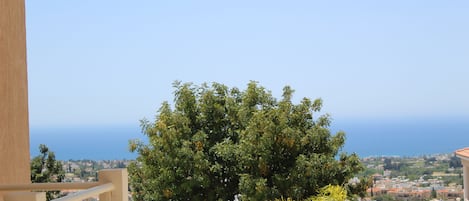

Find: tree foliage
<box><xmin>307</xmin><ymin>185</ymin><xmax>347</xmax><ymax>201</ymax></box>
<box><xmin>31</xmin><ymin>144</ymin><xmax>64</xmax><ymax>201</ymax></box>
<box><xmin>129</xmin><ymin>81</ymin><xmax>363</xmax><ymax>201</ymax></box>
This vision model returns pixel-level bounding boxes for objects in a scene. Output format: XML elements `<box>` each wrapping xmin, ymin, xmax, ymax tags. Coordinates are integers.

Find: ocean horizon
<box><xmin>30</xmin><ymin>117</ymin><xmax>469</xmax><ymax>160</ymax></box>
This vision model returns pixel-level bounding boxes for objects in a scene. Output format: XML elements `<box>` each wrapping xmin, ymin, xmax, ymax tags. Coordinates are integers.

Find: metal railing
<box><xmin>0</xmin><ymin>169</ymin><xmax>128</xmax><ymax>201</ymax></box>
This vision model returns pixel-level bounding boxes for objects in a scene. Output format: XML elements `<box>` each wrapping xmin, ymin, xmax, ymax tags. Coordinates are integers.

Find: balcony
<box><xmin>0</xmin><ymin>169</ymin><xmax>128</xmax><ymax>201</ymax></box>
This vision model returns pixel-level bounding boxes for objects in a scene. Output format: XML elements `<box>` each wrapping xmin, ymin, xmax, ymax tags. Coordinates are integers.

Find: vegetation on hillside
<box><xmin>361</xmin><ymin>155</ymin><xmax>463</xmax><ymax>185</ymax></box>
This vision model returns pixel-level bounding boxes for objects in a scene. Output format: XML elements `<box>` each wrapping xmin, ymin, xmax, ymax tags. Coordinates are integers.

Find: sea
<box><xmin>30</xmin><ymin>117</ymin><xmax>469</xmax><ymax>160</ymax></box>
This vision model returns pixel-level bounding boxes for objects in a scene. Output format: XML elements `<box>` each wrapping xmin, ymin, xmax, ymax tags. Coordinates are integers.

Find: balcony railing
<box><xmin>0</xmin><ymin>169</ymin><xmax>128</xmax><ymax>201</ymax></box>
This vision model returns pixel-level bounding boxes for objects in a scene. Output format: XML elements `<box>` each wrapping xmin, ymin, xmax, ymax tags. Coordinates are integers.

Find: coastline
<box><xmin>30</xmin><ymin>118</ymin><xmax>469</xmax><ymax>160</ymax></box>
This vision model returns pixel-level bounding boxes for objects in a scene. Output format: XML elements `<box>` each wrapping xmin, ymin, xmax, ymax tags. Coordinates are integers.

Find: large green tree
<box><xmin>31</xmin><ymin>144</ymin><xmax>64</xmax><ymax>201</ymax></box>
<box><xmin>129</xmin><ymin>81</ymin><xmax>363</xmax><ymax>201</ymax></box>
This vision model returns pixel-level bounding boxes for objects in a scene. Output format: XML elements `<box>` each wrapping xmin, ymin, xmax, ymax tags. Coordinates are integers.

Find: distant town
<box><xmin>58</xmin><ymin>153</ymin><xmax>464</xmax><ymax>201</ymax></box>
<box><xmin>361</xmin><ymin>153</ymin><xmax>463</xmax><ymax>201</ymax></box>
<box><xmin>60</xmin><ymin>159</ymin><xmax>131</xmax><ymax>183</ymax></box>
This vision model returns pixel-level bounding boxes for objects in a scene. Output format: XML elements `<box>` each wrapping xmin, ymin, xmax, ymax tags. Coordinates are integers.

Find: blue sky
<box><xmin>26</xmin><ymin>1</ymin><xmax>469</xmax><ymax>127</ymax></box>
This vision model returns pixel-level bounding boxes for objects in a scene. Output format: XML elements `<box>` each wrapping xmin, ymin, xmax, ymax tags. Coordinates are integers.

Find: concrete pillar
<box><xmin>98</xmin><ymin>169</ymin><xmax>128</xmax><ymax>201</ymax></box>
<box><xmin>464</xmin><ymin>164</ymin><xmax>469</xmax><ymax>201</ymax></box>
<box><xmin>4</xmin><ymin>192</ymin><xmax>45</xmax><ymax>201</ymax></box>
<box><xmin>0</xmin><ymin>0</ymin><xmax>30</xmax><ymax>200</ymax></box>
<box><xmin>455</xmin><ymin>149</ymin><xmax>469</xmax><ymax>201</ymax></box>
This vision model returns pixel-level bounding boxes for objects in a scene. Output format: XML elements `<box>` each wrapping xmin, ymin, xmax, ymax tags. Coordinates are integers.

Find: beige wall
<box><xmin>0</xmin><ymin>0</ymin><xmax>30</xmax><ymax>195</ymax></box>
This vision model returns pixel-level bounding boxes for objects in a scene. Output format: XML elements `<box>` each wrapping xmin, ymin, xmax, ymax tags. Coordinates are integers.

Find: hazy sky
<box><xmin>26</xmin><ymin>1</ymin><xmax>469</xmax><ymax>127</ymax></box>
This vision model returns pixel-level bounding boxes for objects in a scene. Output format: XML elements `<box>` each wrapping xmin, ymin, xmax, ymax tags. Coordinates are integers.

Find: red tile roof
<box><xmin>455</xmin><ymin>147</ymin><xmax>469</xmax><ymax>159</ymax></box>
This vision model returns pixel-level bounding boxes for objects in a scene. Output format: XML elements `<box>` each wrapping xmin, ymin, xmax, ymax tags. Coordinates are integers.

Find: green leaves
<box><xmin>31</xmin><ymin>144</ymin><xmax>65</xmax><ymax>201</ymax></box>
<box><xmin>129</xmin><ymin>81</ymin><xmax>364</xmax><ymax>201</ymax></box>
<box><xmin>307</xmin><ymin>185</ymin><xmax>347</xmax><ymax>201</ymax></box>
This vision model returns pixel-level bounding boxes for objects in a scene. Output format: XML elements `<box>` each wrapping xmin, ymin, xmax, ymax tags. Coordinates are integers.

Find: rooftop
<box><xmin>455</xmin><ymin>147</ymin><xmax>469</xmax><ymax>159</ymax></box>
